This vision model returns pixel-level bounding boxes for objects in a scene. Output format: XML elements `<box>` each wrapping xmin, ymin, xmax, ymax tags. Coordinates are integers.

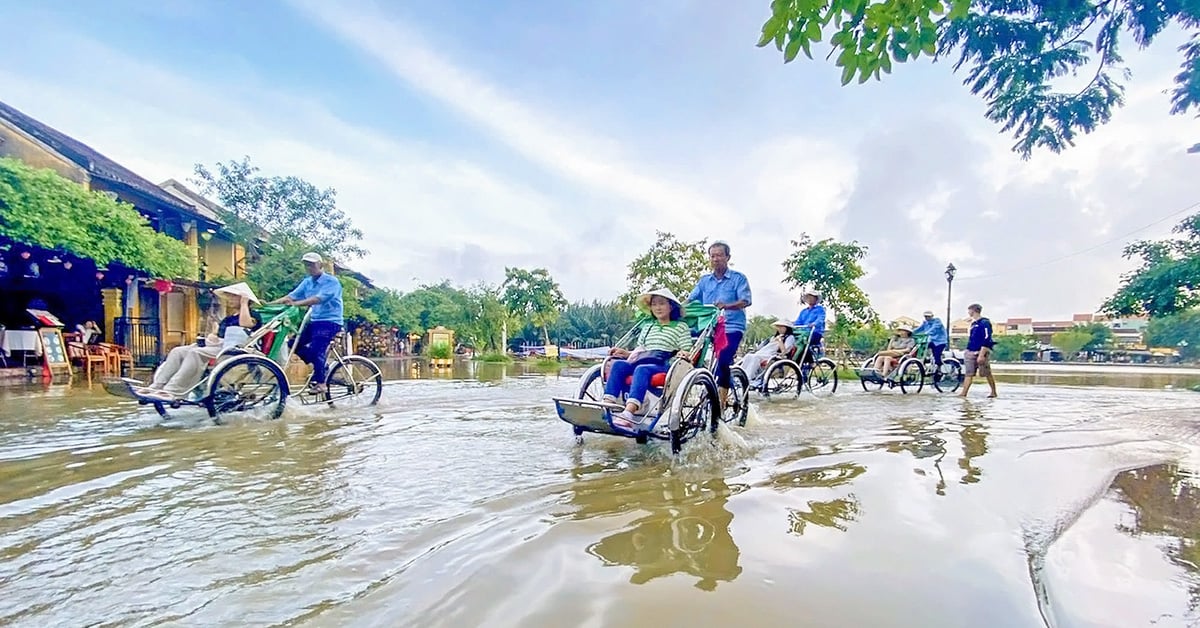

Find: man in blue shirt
<box><xmin>269</xmin><ymin>252</ymin><xmax>344</xmax><ymax>394</ymax></box>
<box><xmin>959</xmin><ymin>303</ymin><xmax>997</xmax><ymax>398</ymax></box>
<box><xmin>913</xmin><ymin>310</ymin><xmax>949</xmax><ymax>377</ymax></box>
<box><xmin>689</xmin><ymin>240</ymin><xmax>752</xmax><ymax>409</ymax></box>
<box><xmin>793</xmin><ymin>288</ymin><xmax>827</xmax><ymax>361</ymax></box>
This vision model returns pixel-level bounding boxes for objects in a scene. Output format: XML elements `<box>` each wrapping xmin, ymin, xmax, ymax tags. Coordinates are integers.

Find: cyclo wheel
<box><xmin>933</xmin><ymin>358</ymin><xmax>964</xmax><ymax>393</ymax></box>
<box><xmin>576</xmin><ymin>363</ymin><xmax>605</xmax><ymax>401</ymax></box>
<box><xmin>805</xmin><ymin>358</ymin><xmax>839</xmax><ymax>397</ymax></box>
<box><xmin>668</xmin><ymin>370</ymin><xmax>721</xmax><ymax>454</ymax></box>
<box><xmin>324</xmin><ymin>355</ymin><xmax>383</xmax><ymax>407</ymax></box>
<box><xmin>205</xmin><ymin>354</ymin><xmax>289</xmax><ymax>423</ymax></box>
<box><xmin>860</xmin><ymin>358</ymin><xmax>884</xmax><ymax>392</ymax></box>
<box><xmin>897</xmin><ymin>358</ymin><xmax>926</xmax><ymax>394</ymax></box>
<box><xmin>763</xmin><ymin>361</ymin><xmax>801</xmax><ymax>398</ymax></box>
<box><xmin>726</xmin><ymin>366</ymin><xmax>750</xmax><ymax>426</ymax></box>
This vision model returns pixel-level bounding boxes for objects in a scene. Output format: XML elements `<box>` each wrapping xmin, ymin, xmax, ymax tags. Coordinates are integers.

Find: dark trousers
<box><xmin>930</xmin><ymin>343</ymin><xmax>946</xmax><ymax>365</ymax></box>
<box><xmin>296</xmin><ymin>321</ymin><xmax>341</xmax><ymax>384</ymax></box>
<box><xmin>716</xmin><ymin>331</ymin><xmax>744</xmax><ymax>388</ymax></box>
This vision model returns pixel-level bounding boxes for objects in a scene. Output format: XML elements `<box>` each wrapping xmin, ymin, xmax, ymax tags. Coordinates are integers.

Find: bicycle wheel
<box><xmin>324</xmin><ymin>355</ymin><xmax>384</xmax><ymax>407</ymax></box>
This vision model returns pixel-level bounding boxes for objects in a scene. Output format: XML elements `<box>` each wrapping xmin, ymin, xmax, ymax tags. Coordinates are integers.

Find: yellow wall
<box><xmin>202</xmin><ymin>237</ymin><xmax>238</xmax><ymax>279</ymax></box>
<box><xmin>0</xmin><ymin>122</ymin><xmax>90</xmax><ymax>184</ymax></box>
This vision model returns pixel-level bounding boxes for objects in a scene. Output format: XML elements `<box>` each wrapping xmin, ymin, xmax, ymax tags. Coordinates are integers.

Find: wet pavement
<box><xmin>0</xmin><ymin>360</ymin><xmax>1198</xmax><ymax>627</ymax></box>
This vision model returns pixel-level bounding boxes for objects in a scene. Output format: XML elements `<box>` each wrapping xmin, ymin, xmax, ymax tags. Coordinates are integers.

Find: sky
<box><xmin>1</xmin><ymin>0</ymin><xmax>1197</xmax><ymax>323</ymax></box>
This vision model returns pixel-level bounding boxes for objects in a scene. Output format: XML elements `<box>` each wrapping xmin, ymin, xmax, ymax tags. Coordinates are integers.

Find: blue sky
<box><xmin>2</xmin><ymin>0</ymin><xmax>1198</xmax><ymax>322</ymax></box>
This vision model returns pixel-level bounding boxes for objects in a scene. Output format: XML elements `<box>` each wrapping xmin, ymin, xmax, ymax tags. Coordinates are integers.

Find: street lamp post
<box><xmin>945</xmin><ymin>263</ymin><xmax>957</xmax><ymax>340</ymax></box>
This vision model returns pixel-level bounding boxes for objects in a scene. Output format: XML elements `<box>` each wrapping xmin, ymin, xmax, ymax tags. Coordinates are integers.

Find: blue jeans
<box><xmin>604</xmin><ymin>358</ymin><xmax>668</xmax><ymax>406</ymax></box>
<box><xmin>295</xmin><ymin>320</ymin><xmax>341</xmax><ymax>384</ymax></box>
<box><xmin>716</xmin><ymin>331</ymin><xmax>744</xmax><ymax>388</ymax></box>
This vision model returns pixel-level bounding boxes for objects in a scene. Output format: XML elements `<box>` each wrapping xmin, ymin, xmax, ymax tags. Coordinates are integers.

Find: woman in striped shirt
<box><xmin>603</xmin><ymin>288</ymin><xmax>694</xmax><ymax>431</ymax></box>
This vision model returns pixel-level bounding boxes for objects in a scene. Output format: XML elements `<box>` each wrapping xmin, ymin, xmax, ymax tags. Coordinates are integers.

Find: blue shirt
<box><xmin>689</xmin><ymin>269</ymin><xmax>752</xmax><ymax>332</ymax></box>
<box><xmin>966</xmin><ymin>317</ymin><xmax>994</xmax><ymax>352</ymax></box>
<box><xmin>793</xmin><ymin>304</ymin><xmax>826</xmax><ymax>337</ymax></box>
<box><xmin>914</xmin><ymin>317</ymin><xmax>949</xmax><ymax>346</ymax></box>
<box><xmin>287</xmin><ymin>272</ymin><xmax>344</xmax><ymax>325</ymax></box>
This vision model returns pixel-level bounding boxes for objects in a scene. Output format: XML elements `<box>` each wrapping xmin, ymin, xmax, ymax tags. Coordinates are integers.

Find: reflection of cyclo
<box><xmin>585</xmin><ymin>475</ymin><xmax>742</xmax><ymax>591</ymax></box>
<box><xmin>105</xmin><ymin>305</ymin><xmax>384</xmax><ymax>422</ymax></box>
<box><xmin>734</xmin><ymin>323</ymin><xmax>839</xmax><ymax>402</ymax></box>
<box><xmin>854</xmin><ymin>333</ymin><xmax>963</xmax><ymax>394</ymax></box>
<box><xmin>552</xmin><ymin>302</ymin><xmax>742</xmax><ymax>454</ymax></box>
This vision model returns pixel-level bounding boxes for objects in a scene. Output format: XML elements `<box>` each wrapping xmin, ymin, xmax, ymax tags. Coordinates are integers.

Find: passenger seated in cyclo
<box><xmin>140</xmin><ymin>283</ymin><xmax>261</xmax><ymax>401</ymax></box>
<box><xmin>873</xmin><ymin>326</ymin><xmax>916</xmax><ymax>378</ymax></box>
<box><xmin>601</xmin><ymin>288</ymin><xmax>693</xmax><ymax>431</ymax></box>
<box><xmin>793</xmin><ymin>287</ymin><xmax>826</xmax><ymax>363</ymax></box>
<box><xmin>738</xmin><ymin>319</ymin><xmax>796</xmax><ymax>385</ymax></box>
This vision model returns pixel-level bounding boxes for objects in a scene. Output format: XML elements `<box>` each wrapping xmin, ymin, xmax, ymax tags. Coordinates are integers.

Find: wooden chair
<box><xmin>98</xmin><ymin>343</ymin><xmax>134</xmax><ymax>375</ymax></box>
<box><xmin>68</xmin><ymin>342</ymin><xmax>107</xmax><ymax>381</ymax></box>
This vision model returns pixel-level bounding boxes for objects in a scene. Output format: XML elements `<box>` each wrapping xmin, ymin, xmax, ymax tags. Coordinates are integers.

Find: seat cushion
<box><xmin>626</xmin><ymin>372</ymin><xmax>668</xmax><ymax>388</ymax></box>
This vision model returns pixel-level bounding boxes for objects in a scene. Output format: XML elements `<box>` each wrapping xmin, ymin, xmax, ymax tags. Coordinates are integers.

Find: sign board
<box><xmin>39</xmin><ymin>328</ymin><xmax>69</xmax><ymax>369</ymax></box>
<box><xmin>27</xmin><ymin>309</ymin><xmax>64</xmax><ymax>327</ymax></box>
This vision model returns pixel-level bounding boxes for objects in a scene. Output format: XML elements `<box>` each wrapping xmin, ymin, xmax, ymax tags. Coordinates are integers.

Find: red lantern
<box><xmin>153</xmin><ymin>279</ymin><xmax>174</xmax><ymax>294</ymax></box>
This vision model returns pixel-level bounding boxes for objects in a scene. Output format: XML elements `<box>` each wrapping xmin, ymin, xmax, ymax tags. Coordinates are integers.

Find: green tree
<box><xmin>502</xmin><ymin>267</ymin><xmax>567</xmax><ymax>345</ymax></box>
<box><xmin>1144</xmin><ymin>309</ymin><xmax>1200</xmax><ymax>360</ymax></box>
<box><xmin>1077</xmin><ymin>322</ymin><xmax>1114</xmax><ymax>351</ymax></box>
<box><xmin>464</xmin><ymin>282</ymin><xmax>514</xmax><ymax>351</ymax></box>
<box><xmin>1051</xmin><ymin>329</ymin><xmax>1092</xmax><ymax>359</ymax></box>
<box><xmin>847</xmin><ymin>321</ymin><xmax>891</xmax><ymax>356</ymax></box>
<box><xmin>781</xmin><ymin>233</ymin><xmax>876</xmax><ymax>325</ymax></box>
<box><xmin>0</xmin><ymin>157</ymin><xmax>196</xmax><ymax>279</ymax></box>
<box><xmin>621</xmin><ymin>231</ymin><xmax>710</xmax><ymax>308</ymax></box>
<box><xmin>743</xmin><ymin>314</ymin><xmax>781</xmax><ymax>348</ymax></box>
<box><xmin>991</xmin><ymin>334</ymin><xmax>1036</xmax><ymax>362</ymax></box>
<box><xmin>756</xmin><ymin>0</ymin><xmax>1200</xmax><ymax>158</ymax></box>
<box><xmin>192</xmin><ymin>156</ymin><xmax>366</xmax><ymax>261</ymax></box>
<box><xmin>553</xmin><ymin>300</ymin><xmax>636</xmax><ymax>347</ymax></box>
<box><xmin>1102</xmin><ymin>213</ymin><xmax>1200</xmax><ymax>318</ymax></box>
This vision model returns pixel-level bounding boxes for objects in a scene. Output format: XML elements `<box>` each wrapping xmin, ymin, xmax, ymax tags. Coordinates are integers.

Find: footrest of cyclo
<box><xmin>552</xmin><ymin>398</ymin><xmax>628</xmax><ymax>436</ymax></box>
<box><xmin>855</xmin><ymin>369</ymin><xmax>886</xmax><ymax>384</ymax></box>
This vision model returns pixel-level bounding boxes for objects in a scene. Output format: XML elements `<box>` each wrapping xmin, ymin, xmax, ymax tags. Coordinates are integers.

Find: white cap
<box><xmin>301</xmin><ymin>252</ymin><xmax>322</xmax><ymax>264</ymax></box>
<box><xmin>923</xmin><ymin>310</ymin><xmax>934</xmax><ymax>317</ymax></box>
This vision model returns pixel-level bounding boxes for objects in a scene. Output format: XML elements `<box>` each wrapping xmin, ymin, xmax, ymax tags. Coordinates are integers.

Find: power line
<box><xmin>956</xmin><ymin>199</ymin><xmax>1200</xmax><ymax>283</ymax></box>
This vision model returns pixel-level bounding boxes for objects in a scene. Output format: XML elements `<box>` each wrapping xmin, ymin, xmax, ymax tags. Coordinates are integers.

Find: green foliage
<box><xmin>758</xmin><ymin>0</ymin><xmax>1200</xmax><ymax>158</ymax></box>
<box><xmin>0</xmin><ymin>157</ymin><xmax>197</xmax><ymax>278</ymax></box>
<box><xmin>478</xmin><ymin>351</ymin><xmax>513</xmax><ymax>363</ymax></box>
<box><xmin>744</xmin><ymin>314</ymin><xmax>782</xmax><ymax>348</ymax></box>
<box><xmin>551</xmin><ymin>300</ymin><xmax>636</xmax><ymax>347</ymax></box>
<box><xmin>1076</xmin><ymin>322</ymin><xmax>1113</xmax><ymax>351</ymax></box>
<box><xmin>621</xmin><ymin>231</ymin><xmax>710</xmax><ymax>308</ymax></box>
<box><xmin>780</xmin><ymin>233</ymin><xmax>876</xmax><ymax>325</ymax></box>
<box><xmin>1144</xmin><ymin>309</ymin><xmax>1200</xmax><ymax>360</ymax></box>
<box><xmin>1051</xmin><ymin>329</ymin><xmax>1092</xmax><ymax>358</ymax></box>
<box><xmin>427</xmin><ymin>341</ymin><xmax>453</xmax><ymax>359</ymax></box>
<box><xmin>1102</xmin><ymin>212</ymin><xmax>1200</xmax><ymax>318</ymax></box>
<box><xmin>847</xmin><ymin>320</ymin><xmax>891</xmax><ymax>355</ymax></box>
<box><xmin>191</xmin><ymin>156</ymin><xmax>365</xmax><ymax>261</ymax></box>
<box><xmin>991</xmin><ymin>334</ymin><xmax>1036</xmax><ymax>361</ymax></box>
<box><xmin>502</xmin><ymin>267</ymin><xmax>567</xmax><ymax>345</ymax></box>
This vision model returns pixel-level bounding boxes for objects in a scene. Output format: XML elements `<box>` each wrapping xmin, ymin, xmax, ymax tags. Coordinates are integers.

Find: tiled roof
<box><xmin>0</xmin><ymin>100</ymin><xmax>197</xmax><ymax>217</ymax></box>
<box><xmin>158</xmin><ymin>179</ymin><xmax>226</xmax><ymax>225</ymax></box>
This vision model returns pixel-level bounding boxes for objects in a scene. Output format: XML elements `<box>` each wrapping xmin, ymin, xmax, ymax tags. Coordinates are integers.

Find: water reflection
<box><xmin>759</xmin><ymin>457</ymin><xmax>866</xmax><ymax>536</ymax></box>
<box><xmin>571</xmin><ymin>471</ymin><xmax>744</xmax><ymax>591</ymax></box>
<box><xmin>957</xmin><ymin>404</ymin><xmax>989</xmax><ymax>485</ymax></box>
<box><xmin>1112</xmin><ymin>463</ymin><xmax>1200</xmax><ymax>607</ymax></box>
<box><xmin>878</xmin><ymin>418</ymin><xmax>950</xmax><ymax>496</ymax></box>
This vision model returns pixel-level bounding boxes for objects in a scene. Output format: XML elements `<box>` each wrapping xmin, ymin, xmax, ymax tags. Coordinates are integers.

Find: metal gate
<box><xmin>113</xmin><ymin>317</ymin><xmax>161</xmax><ymax>367</ymax></box>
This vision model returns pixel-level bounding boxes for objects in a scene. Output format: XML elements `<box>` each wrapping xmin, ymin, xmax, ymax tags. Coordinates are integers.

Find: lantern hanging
<box><xmin>154</xmin><ymin>279</ymin><xmax>174</xmax><ymax>294</ymax></box>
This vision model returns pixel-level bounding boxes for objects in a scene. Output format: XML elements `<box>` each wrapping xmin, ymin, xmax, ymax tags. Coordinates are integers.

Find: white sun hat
<box><xmin>213</xmin><ymin>282</ymin><xmax>260</xmax><ymax>303</ymax></box>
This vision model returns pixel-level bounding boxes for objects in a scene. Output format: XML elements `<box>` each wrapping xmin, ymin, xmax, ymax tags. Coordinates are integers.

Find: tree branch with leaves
<box><xmin>757</xmin><ymin>0</ymin><xmax>1200</xmax><ymax>158</ymax></box>
<box><xmin>502</xmin><ymin>267</ymin><xmax>568</xmax><ymax>345</ymax></box>
<box><xmin>621</xmin><ymin>231</ymin><xmax>710</xmax><ymax>309</ymax></box>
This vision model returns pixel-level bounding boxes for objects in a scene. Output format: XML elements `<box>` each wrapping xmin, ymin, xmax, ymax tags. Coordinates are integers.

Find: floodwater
<box><xmin>1</xmin><ymin>359</ymin><xmax>1199</xmax><ymax>627</ymax></box>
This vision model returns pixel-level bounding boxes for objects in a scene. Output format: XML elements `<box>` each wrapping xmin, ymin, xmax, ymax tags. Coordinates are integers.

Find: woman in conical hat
<box><xmin>138</xmin><ymin>282</ymin><xmax>261</xmax><ymax>400</ymax></box>
<box><xmin>738</xmin><ymin>319</ymin><xmax>797</xmax><ymax>385</ymax></box>
<box><xmin>603</xmin><ymin>287</ymin><xmax>693</xmax><ymax>432</ymax></box>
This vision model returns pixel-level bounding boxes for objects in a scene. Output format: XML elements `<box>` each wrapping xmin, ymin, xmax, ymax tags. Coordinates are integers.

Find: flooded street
<box><xmin>2</xmin><ymin>361</ymin><xmax>1199</xmax><ymax>627</ymax></box>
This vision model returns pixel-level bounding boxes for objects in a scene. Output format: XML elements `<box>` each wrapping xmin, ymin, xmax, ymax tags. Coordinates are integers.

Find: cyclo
<box><xmin>551</xmin><ymin>302</ymin><xmax>743</xmax><ymax>454</ymax></box>
<box><xmin>735</xmin><ymin>324</ymin><xmax>839</xmax><ymax>401</ymax></box>
<box><xmin>105</xmin><ymin>304</ymin><xmax>383</xmax><ymax>422</ymax></box>
<box><xmin>854</xmin><ymin>332</ymin><xmax>964</xmax><ymax>394</ymax></box>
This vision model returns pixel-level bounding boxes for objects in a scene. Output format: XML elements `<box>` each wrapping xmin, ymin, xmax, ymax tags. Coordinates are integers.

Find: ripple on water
<box><xmin>1</xmin><ymin>376</ymin><xmax>1199</xmax><ymax>626</ymax></box>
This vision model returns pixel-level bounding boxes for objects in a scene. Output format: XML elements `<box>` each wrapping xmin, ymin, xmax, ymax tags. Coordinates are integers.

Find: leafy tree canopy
<box><xmin>758</xmin><ymin>0</ymin><xmax>1200</xmax><ymax>158</ymax></box>
<box><xmin>502</xmin><ymin>267</ymin><xmax>567</xmax><ymax>344</ymax></box>
<box><xmin>1051</xmin><ymin>329</ymin><xmax>1093</xmax><ymax>357</ymax></box>
<box><xmin>991</xmin><ymin>334</ymin><xmax>1037</xmax><ymax>361</ymax></box>
<box><xmin>192</xmin><ymin>156</ymin><xmax>366</xmax><ymax>261</ymax></box>
<box><xmin>781</xmin><ymin>233</ymin><xmax>876</xmax><ymax>325</ymax></box>
<box><xmin>1102</xmin><ymin>212</ymin><xmax>1200</xmax><ymax>318</ymax></box>
<box><xmin>1143</xmin><ymin>308</ymin><xmax>1199</xmax><ymax>359</ymax></box>
<box><xmin>0</xmin><ymin>157</ymin><xmax>196</xmax><ymax>279</ymax></box>
<box><xmin>622</xmin><ymin>231</ymin><xmax>710</xmax><ymax>308</ymax></box>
